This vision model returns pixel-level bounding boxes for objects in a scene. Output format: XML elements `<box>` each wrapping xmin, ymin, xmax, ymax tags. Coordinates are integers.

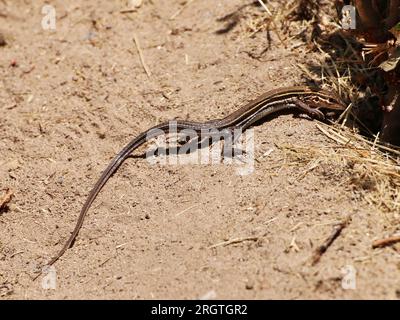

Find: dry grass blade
<box><xmin>133</xmin><ymin>33</ymin><xmax>151</xmax><ymax>78</ymax></box>
<box><xmin>208</xmin><ymin>236</ymin><xmax>259</xmax><ymax>249</ymax></box>
<box><xmin>170</xmin><ymin>0</ymin><xmax>196</xmax><ymax>20</ymax></box>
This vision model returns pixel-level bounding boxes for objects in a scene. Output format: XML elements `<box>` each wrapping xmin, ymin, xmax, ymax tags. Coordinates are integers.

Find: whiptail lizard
<box><xmin>35</xmin><ymin>85</ymin><xmax>346</xmax><ymax>278</ymax></box>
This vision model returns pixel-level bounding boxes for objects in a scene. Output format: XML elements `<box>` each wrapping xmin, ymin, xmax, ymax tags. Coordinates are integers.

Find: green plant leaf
<box><xmin>393</xmin><ymin>22</ymin><xmax>400</xmax><ymax>31</ymax></box>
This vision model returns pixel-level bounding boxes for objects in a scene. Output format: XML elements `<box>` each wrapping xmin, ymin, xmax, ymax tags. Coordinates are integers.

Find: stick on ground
<box><xmin>311</xmin><ymin>216</ymin><xmax>350</xmax><ymax>265</ymax></box>
<box><xmin>208</xmin><ymin>236</ymin><xmax>259</xmax><ymax>249</ymax></box>
<box><xmin>372</xmin><ymin>235</ymin><xmax>400</xmax><ymax>248</ymax></box>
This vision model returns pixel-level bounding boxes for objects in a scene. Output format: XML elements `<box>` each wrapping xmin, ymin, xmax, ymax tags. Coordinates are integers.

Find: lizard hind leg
<box><xmin>294</xmin><ymin>98</ymin><xmax>325</xmax><ymax>120</ymax></box>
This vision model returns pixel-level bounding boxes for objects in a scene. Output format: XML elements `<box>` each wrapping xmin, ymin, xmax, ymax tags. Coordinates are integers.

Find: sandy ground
<box><xmin>0</xmin><ymin>0</ymin><xmax>399</xmax><ymax>299</ymax></box>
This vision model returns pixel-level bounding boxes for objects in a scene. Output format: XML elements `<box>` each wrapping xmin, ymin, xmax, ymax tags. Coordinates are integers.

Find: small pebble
<box><xmin>97</xmin><ymin>131</ymin><xmax>106</xmax><ymax>139</ymax></box>
<box><xmin>245</xmin><ymin>281</ymin><xmax>254</xmax><ymax>290</ymax></box>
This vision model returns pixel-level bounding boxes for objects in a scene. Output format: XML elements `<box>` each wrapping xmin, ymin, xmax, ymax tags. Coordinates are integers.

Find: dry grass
<box><xmin>239</xmin><ymin>1</ymin><xmax>341</xmax><ymax>39</ymax></box>
<box><xmin>280</xmin><ymin>120</ymin><xmax>400</xmax><ymax>215</ymax></box>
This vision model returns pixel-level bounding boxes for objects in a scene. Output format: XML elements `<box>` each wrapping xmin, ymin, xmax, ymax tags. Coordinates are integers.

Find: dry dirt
<box><xmin>1</xmin><ymin>0</ymin><xmax>399</xmax><ymax>300</ymax></box>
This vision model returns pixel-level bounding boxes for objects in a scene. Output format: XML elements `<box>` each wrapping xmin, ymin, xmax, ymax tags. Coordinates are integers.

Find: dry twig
<box><xmin>311</xmin><ymin>216</ymin><xmax>350</xmax><ymax>265</ymax></box>
<box><xmin>208</xmin><ymin>236</ymin><xmax>259</xmax><ymax>249</ymax></box>
<box><xmin>372</xmin><ymin>235</ymin><xmax>400</xmax><ymax>248</ymax></box>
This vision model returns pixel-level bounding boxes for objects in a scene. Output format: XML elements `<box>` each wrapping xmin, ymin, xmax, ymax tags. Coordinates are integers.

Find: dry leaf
<box><xmin>378</xmin><ymin>46</ymin><xmax>400</xmax><ymax>72</ymax></box>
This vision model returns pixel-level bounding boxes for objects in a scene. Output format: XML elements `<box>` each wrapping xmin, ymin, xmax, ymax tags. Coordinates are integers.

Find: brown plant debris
<box><xmin>0</xmin><ymin>189</ymin><xmax>14</xmax><ymax>211</ymax></box>
<box><xmin>372</xmin><ymin>234</ymin><xmax>400</xmax><ymax>248</ymax></box>
<box><xmin>311</xmin><ymin>216</ymin><xmax>351</xmax><ymax>265</ymax></box>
